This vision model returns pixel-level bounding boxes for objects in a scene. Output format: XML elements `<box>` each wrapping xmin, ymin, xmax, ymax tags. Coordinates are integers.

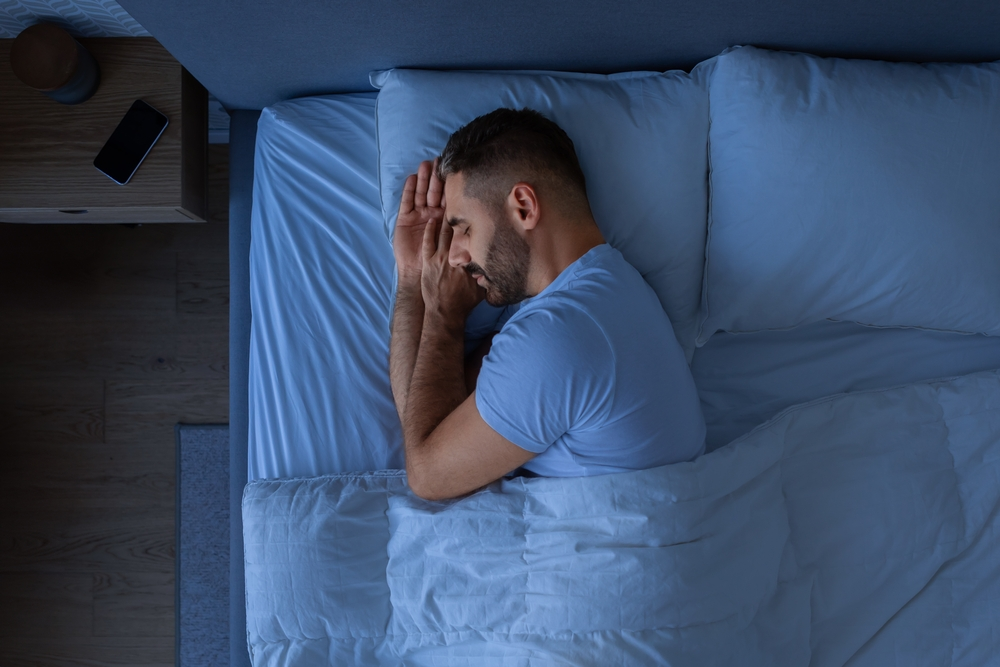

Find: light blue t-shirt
<box><xmin>476</xmin><ymin>244</ymin><xmax>706</xmax><ymax>476</ymax></box>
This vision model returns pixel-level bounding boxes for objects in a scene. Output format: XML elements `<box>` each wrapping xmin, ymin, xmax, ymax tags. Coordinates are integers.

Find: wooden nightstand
<box><xmin>0</xmin><ymin>38</ymin><xmax>207</xmax><ymax>223</ymax></box>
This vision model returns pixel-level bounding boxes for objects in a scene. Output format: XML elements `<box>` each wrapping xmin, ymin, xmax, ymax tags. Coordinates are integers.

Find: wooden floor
<box><xmin>0</xmin><ymin>145</ymin><xmax>230</xmax><ymax>667</ymax></box>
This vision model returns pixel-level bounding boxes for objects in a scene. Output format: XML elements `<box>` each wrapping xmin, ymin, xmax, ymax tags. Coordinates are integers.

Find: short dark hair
<box><xmin>437</xmin><ymin>108</ymin><xmax>589</xmax><ymax>215</ymax></box>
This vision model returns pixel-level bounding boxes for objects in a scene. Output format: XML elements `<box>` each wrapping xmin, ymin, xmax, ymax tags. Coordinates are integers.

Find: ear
<box><xmin>507</xmin><ymin>183</ymin><xmax>541</xmax><ymax>231</ymax></box>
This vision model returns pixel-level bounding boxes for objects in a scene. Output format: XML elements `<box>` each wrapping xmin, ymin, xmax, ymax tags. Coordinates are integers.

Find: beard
<box><xmin>465</xmin><ymin>214</ymin><xmax>531</xmax><ymax>307</ymax></box>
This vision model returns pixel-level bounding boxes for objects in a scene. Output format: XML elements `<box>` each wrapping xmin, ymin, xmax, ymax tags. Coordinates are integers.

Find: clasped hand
<box><xmin>395</xmin><ymin>159</ymin><xmax>483</xmax><ymax>329</ymax></box>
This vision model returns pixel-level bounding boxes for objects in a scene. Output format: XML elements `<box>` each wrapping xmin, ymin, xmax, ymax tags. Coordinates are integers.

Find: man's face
<box><xmin>444</xmin><ymin>172</ymin><xmax>531</xmax><ymax>307</ymax></box>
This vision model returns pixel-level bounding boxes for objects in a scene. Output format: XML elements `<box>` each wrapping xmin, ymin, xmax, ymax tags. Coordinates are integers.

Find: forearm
<box><xmin>388</xmin><ymin>279</ymin><xmax>424</xmax><ymax>420</ymax></box>
<box><xmin>403</xmin><ymin>311</ymin><xmax>468</xmax><ymax>450</ymax></box>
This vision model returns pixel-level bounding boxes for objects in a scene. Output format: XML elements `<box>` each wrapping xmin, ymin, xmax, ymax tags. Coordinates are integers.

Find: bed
<box><xmin>110</xmin><ymin>1</ymin><xmax>1000</xmax><ymax>665</ymax></box>
<box><xmin>232</xmin><ymin>51</ymin><xmax>1000</xmax><ymax>664</ymax></box>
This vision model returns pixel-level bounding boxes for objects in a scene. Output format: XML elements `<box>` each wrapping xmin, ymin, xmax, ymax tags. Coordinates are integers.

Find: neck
<box><xmin>526</xmin><ymin>214</ymin><xmax>605</xmax><ymax>296</ymax></box>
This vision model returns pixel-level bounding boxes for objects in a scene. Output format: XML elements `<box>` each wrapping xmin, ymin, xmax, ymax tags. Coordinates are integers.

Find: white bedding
<box><xmin>244</xmin><ymin>369</ymin><xmax>1000</xmax><ymax>665</ymax></box>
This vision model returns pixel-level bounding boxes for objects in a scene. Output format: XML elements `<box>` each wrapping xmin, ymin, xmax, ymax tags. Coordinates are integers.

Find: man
<box><xmin>390</xmin><ymin>108</ymin><xmax>705</xmax><ymax>501</ymax></box>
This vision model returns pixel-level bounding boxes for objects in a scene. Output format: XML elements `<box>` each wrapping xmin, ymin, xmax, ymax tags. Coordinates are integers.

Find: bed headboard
<box><xmin>118</xmin><ymin>0</ymin><xmax>1000</xmax><ymax>110</ymax></box>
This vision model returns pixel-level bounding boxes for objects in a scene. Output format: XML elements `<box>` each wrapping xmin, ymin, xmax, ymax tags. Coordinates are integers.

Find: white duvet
<box><xmin>243</xmin><ymin>369</ymin><xmax>1000</xmax><ymax>665</ymax></box>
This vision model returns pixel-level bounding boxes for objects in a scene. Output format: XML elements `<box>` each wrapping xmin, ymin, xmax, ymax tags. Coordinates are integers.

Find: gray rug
<box><xmin>176</xmin><ymin>424</ymin><xmax>230</xmax><ymax>667</ymax></box>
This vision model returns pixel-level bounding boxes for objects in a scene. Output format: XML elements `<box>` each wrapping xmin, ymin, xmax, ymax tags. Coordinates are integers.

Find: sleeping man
<box><xmin>389</xmin><ymin>108</ymin><xmax>705</xmax><ymax>500</ymax></box>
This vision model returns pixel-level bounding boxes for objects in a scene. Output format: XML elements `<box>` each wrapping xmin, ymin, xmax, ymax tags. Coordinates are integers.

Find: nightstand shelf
<box><xmin>0</xmin><ymin>37</ymin><xmax>207</xmax><ymax>224</ymax></box>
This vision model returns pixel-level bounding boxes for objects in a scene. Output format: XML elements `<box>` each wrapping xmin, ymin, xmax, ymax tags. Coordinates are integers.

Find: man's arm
<box><xmin>388</xmin><ymin>160</ymin><xmax>442</xmax><ymax>419</ymax></box>
<box><xmin>402</xmin><ymin>218</ymin><xmax>534</xmax><ymax>500</ymax></box>
<box><xmin>388</xmin><ymin>279</ymin><xmax>423</xmax><ymax>420</ymax></box>
<box><xmin>390</xmin><ymin>274</ymin><xmax>495</xmax><ymax>420</ymax></box>
<box><xmin>403</xmin><ymin>300</ymin><xmax>467</xmax><ymax>454</ymax></box>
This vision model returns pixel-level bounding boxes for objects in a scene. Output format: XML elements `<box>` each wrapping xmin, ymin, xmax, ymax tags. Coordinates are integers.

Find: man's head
<box><xmin>436</xmin><ymin>108</ymin><xmax>594</xmax><ymax>306</ymax></box>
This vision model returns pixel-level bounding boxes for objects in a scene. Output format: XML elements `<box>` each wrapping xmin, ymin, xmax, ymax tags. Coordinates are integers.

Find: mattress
<box><xmin>247</xmin><ymin>93</ymin><xmax>1000</xmax><ymax>481</ymax></box>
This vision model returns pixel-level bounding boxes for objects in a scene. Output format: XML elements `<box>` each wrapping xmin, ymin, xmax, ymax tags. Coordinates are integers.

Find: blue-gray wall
<box><xmin>120</xmin><ymin>0</ymin><xmax>1000</xmax><ymax>110</ymax></box>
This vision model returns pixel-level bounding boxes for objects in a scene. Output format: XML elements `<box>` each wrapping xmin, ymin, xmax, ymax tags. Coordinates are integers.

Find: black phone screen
<box><xmin>93</xmin><ymin>100</ymin><xmax>169</xmax><ymax>185</ymax></box>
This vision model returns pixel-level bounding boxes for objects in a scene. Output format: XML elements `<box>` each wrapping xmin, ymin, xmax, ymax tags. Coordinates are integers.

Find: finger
<box><xmin>437</xmin><ymin>215</ymin><xmax>453</xmax><ymax>256</ymax></box>
<box><xmin>427</xmin><ymin>157</ymin><xmax>444</xmax><ymax>209</ymax></box>
<box><xmin>414</xmin><ymin>161</ymin><xmax>432</xmax><ymax>209</ymax></box>
<box><xmin>422</xmin><ymin>216</ymin><xmax>438</xmax><ymax>262</ymax></box>
<box><xmin>398</xmin><ymin>174</ymin><xmax>417</xmax><ymax>217</ymax></box>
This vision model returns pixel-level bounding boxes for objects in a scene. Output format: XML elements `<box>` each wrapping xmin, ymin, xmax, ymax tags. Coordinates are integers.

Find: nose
<box><xmin>448</xmin><ymin>232</ymin><xmax>470</xmax><ymax>268</ymax></box>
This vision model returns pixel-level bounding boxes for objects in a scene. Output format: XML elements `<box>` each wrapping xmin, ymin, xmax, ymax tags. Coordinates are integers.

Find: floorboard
<box><xmin>4</xmin><ymin>637</ymin><xmax>174</xmax><ymax>667</ymax></box>
<box><xmin>0</xmin><ymin>572</ymin><xmax>94</xmax><ymax>638</ymax></box>
<box><xmin>0</xmin><ymin>144</ymin><xmax>230</xmax><ymax>665</ymax></box>
<box><xmin>92</xmin><ymin>571</ymin><xmax>174</xmax><ymax>638</ymax></box>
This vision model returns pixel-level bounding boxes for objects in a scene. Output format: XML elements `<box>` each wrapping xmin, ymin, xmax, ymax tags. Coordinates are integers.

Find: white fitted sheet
<box><xmin>247</xmin><ymin>93</ymin><xmax>1000</xmax><ymax>481</ymax></box>
<box><xmin>248</xmin><ymin>94</ymin><xmax>403</xmax><ymax>481</ymax></box>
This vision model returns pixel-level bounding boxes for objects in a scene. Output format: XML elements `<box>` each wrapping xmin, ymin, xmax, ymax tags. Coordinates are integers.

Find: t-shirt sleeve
<box><xmin>475</xmin><ymin>304</ymin><xmax>616</xmax><ymax>453</ymax></box>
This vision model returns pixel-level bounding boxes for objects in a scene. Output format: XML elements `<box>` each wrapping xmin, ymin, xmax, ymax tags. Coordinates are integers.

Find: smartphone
<box><xmin>93</xmin><ymin>100</ymin><xmax>169</xmax><ymax>185</ymax></box>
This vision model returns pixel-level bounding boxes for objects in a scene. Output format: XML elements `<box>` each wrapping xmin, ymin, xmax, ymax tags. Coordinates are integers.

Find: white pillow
<box><xmin>371</xmin><ymin>66</ymin><xmax>715</xmax><ymax>361</ymax></box>
<box><xmin>699</xmin><ymin>46</ymin><xmax>1000</xmax><ymax>344</ymax></box>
